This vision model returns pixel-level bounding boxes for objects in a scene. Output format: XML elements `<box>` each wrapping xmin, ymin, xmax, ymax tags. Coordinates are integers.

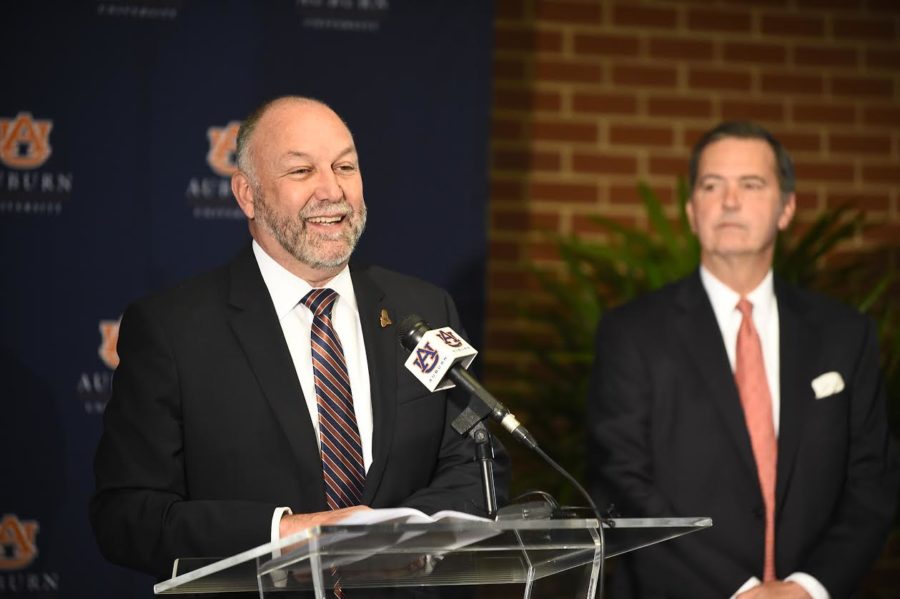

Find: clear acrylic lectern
<box><xmin>154</xmin><ymin>516</ymin><xmax>711</xmax><ymax>598</ymax></box>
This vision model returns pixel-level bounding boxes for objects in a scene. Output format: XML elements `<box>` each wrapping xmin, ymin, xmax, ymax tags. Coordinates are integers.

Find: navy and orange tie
<box><xmin>302</xmin><ymin>288</ymin><xmax>365</xmax><ymax>510</ymax></box>
<box><xmin>302</xmin><ymin>288</ymin><xmax>365</xmax><ymax>598</ymax></box>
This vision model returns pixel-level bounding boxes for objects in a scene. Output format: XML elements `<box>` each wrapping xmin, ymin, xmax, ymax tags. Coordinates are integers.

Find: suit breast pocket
<box><xmin>393</xmin><ymin>385</ymin><xmax>446</xmax><ymax>462</ymax></box>
<box><xmin>810</xmin><ymin>388</ymin><xmax>847</xmax><ymax>413</ymax></box>
<box><xmin>396</xmin><ymin>380</ymin><xmax>440</xmax><ymax>405</ymax></box>
<box><xmin>395</xmin><ymin>365</ymin><xmax>444</xmax><ymax>405</ymax></box>
<box><xmin>803</xmin><ymin>388</ymin><xmax>850</xmax><ymax>465</ymax></box>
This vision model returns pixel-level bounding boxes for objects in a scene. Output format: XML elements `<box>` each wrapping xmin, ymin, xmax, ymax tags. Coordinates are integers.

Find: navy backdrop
<box><xmin>0</xmin><ymin>1</ymin><xmax>494</xmax><ymax>596</ymax></box>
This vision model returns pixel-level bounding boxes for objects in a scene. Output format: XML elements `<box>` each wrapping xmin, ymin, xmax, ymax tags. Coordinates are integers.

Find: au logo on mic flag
<box><xmin>437</xmin><ymin>329</ymin><xmax>463</xmax><ymax>348</ymax></box>
<box><xmin>413</xmin><ymin>342</ymin><xmax>440</xmax><ymax>373</ymax></box>
<box><xmin>404</xmin><ymin>327</ymin><xmax>477</xmax><ymax>392</ymax></box>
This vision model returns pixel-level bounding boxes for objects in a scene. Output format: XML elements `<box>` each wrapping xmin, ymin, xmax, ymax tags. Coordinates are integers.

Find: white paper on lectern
<box><xmin>335</xmin><ymin>507</ymin><xmax>489</xmax><ymax>526</ymax></box>
<box><xmin>322</xmin><ymin>507</ymin><xmax>499</xmax><ymax>565</ymax></box>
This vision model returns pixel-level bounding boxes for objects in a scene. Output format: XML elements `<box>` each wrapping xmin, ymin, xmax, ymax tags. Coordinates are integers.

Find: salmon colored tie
<box><xmin>735</xmin><ymin>298</ymin><xmax>778</xmax><ymax>582</ymax></box>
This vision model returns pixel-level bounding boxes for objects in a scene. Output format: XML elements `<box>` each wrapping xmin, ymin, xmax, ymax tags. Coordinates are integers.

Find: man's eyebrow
<box><xmin>280</xmin><ymin>151</ymin><xmax>313</xmax><ymax>162</ymax></box>
<box><xmin>279</xmin><ymin>147</ymin><xmax>357</xmax><ymax>162</ymax></box>
<box><xmin>334</xmin><ymin>146</ymin><xmax>357</xmax><ymax>160</ymax></box>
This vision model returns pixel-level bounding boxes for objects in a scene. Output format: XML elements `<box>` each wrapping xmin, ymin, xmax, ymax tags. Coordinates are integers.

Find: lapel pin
<box><xmin>380</xmin><ymin>308</ymin><xmax>393</xmax><ymax>328</ymax></box>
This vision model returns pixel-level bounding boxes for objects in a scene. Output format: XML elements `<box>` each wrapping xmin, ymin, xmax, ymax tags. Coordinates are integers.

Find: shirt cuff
<box><xmin>271</xmin><ymin>506</ymin><xmax>293</xmax><ymax>557</ymax></box>
<box><xmin>731</xmin><ymin>576</ymin><xmax>760</xmax><ymax>598</ymax></box>
<box><xmin>786</xmin><ymin>572</ymin><xmax>830</xmax><ymax>599</ymax></box>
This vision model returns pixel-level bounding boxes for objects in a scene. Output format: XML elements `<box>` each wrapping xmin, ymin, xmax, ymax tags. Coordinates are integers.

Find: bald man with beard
<box><xmin>91</xmin><ymin>97</ymin><xmax>509</xmax><ymax>582</ymax></box>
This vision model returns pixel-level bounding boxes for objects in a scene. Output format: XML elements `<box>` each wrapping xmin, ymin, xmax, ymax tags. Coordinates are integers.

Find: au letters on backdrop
<box><xmin>0</xmin><ymin>1</ymin><xmax>493</xmax><ymax>596</ymax></box>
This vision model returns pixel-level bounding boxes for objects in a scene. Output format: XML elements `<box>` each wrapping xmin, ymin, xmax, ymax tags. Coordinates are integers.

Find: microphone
<box><xmin>398</xmin><ymin>315</ymin><xmax>537</xmax><ymax>450</ymax></box>
<box><xmin>397</xmin><ymin>313</ymin><xmax>608</xmax><ymax>590</ymax></box>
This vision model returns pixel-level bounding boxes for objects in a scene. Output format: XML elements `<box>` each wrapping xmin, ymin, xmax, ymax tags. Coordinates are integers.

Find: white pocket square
<box><xmin>811</xmin><ymin>371</ymin><xmax>844</xmax><ymax>399</ymax></box>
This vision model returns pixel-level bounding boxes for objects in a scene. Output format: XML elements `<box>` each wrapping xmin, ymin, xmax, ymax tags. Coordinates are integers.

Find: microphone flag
<box><xmin>403</xmin><ymin>327</ymin><xmax>477</xmax><ymax>392</ymax></box>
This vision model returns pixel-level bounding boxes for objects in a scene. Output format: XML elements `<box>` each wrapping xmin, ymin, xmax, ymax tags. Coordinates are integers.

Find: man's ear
<box><xmin>232</xmin><ymin>171</ymin><xmax>256</xmax><ymax>219</ymax></box>
<box><xmin>778</xmin><ymin>193</ymin><xmax>796</xmax><ymax>231</ymax></box>
<box><xmin>685</xmin><ymin>197</ymin><xmax>698</xmax><ymax>234</ymax></box>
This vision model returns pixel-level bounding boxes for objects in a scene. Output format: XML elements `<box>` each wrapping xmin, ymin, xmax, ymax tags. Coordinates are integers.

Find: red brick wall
<box><xmin>486</xmin><ymin>0</ymin><xmax>900</xmax><ymax>396</ymax></box>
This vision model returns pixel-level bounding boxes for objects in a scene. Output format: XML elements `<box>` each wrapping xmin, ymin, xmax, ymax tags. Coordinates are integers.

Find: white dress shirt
<box><xmin>252</xmin><ymin>241</ymin><xmax>373</xmax><ymax>550</ymax></box>
<box><xmin>700</xmin><ymin>267</ymin><xmax>829</xmax><ymax>599</ymax></box>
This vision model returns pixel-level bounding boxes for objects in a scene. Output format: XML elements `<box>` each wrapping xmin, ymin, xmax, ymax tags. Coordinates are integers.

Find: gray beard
<box><xmin>254</xmin><ymin>191</ymin><xmax>367</xmax><ymax>269</ymax></box>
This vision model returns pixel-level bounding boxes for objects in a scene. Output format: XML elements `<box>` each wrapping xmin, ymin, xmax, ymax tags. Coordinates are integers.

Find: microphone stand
<box><xmin>470</xmin><ymin>422</ymin><xmax>498</xmax><ymax>519</ymax></box>
<box><xmin>452</xmin><ymin>404</ymin><xmax>499</xmax><ymax>519</ymax></box>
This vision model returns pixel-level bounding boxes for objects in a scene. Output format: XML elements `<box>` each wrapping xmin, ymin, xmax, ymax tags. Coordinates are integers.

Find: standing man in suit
<box><xmin>587</xmin><ymin>121</ymin><xmax>898</xmax><ymax>598</ymax></box>
<box><xmin>91</xmin><ymin>96</ymin><xmax>508</xmax><ymax>579</ymax></box>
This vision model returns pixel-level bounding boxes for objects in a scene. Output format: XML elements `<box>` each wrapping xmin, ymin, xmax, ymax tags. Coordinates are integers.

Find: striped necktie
<box><xmin>302</xmin><ymin>288</ymin><xmax>365</xmax><ymax>511</ymax></box>
<box><xmin>735</xmin><ymin>298</ymin><xmax>778</xmax><ymax>581</ymax></box>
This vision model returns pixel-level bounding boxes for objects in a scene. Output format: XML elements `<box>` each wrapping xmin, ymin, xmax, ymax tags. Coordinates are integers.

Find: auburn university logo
<box><xmin>206</xmin><ymin>121</ymin><xmax>240</xmax><ymax>177</ymax></box>
<box><xmin>437</xmin><ymin>329</ymin><xmax>462</xmax><ymax>348</ymax></box>
<box><xmin>0</xmin><ymin>112</ymin><xmax>53</xmax><ymax>169</ymax></box>
<box><xmin>99</xmin><ymin>319</ymin><xmax>121</xmax><ymax>370</ymax></box>
<box><xmin>0</xmin><ymin>514</ymin><xmax>39</xmax><ymax>571</ymax></box>
<box><xmin>414</xmin><ymin>342</ymin><xmax>440</xmax><ymax>374</ymax></box>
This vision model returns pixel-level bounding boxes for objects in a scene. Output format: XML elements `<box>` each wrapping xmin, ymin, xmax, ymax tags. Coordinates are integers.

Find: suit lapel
<box><xmin>350</xmin><ymin>265</ymin><xmax>397</xmax><ymax>503</ymax></box>
<box><xmin>673</xmin><ymin>272</ymin><xmax>759</xmax><ymax>479</ymax></box>
<box><xmin>774</xmin><ymin>279</ymin><xmax>814</xmax><ymax>511</ymax></box>
<box><xmin>226</xmin><ymin>247</ymin><xmax>326</xmax><ymax>503</ymax></box>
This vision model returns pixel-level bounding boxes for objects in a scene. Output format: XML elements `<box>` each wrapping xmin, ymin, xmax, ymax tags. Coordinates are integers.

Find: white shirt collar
<box><xmin>699</xmin><ymin>265</ymin><xmax>776</xmax><ymax>325</ymax></box>
<box><xmin>252</xmin><ymin>240</ymin><xmax>358</xmax><ymax>320</ymax></box>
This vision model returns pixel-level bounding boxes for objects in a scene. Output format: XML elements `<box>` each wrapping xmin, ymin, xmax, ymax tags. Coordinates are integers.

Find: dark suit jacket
<box><xmin>587</xmin><ymin>271</ymin><xmax>899</xmax><ymax>598</ymax></box>
<box><xmin>90</xmin><ymin>246</ymin><xmax>509</xmax><ymax>579</ymax></box>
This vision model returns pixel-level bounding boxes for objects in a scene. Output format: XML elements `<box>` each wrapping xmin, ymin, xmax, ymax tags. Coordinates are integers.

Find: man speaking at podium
<box><xmin>90</xmin><ymin>96</ymin><xmax>509</xmax><ymax>580</ymax></box>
